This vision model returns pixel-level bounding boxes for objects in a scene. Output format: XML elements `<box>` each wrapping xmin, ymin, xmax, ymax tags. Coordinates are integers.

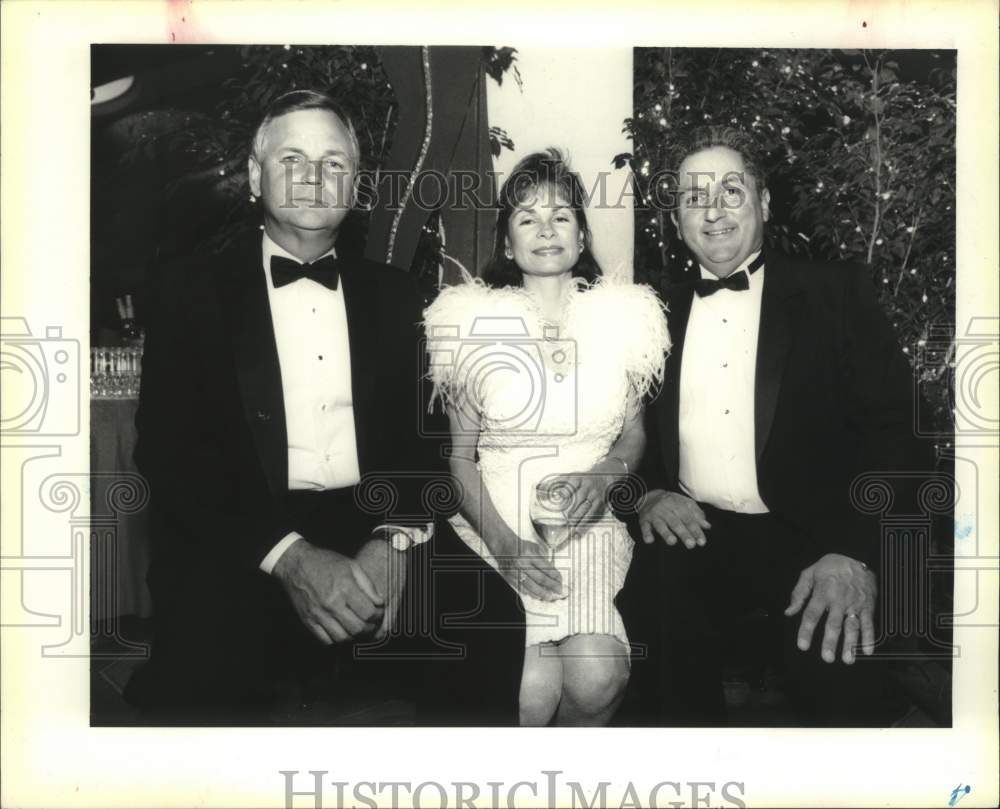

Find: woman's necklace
<box><xmin>529</xmin><ymin>281</ymin><xmax>575</xmax><ymax>338</ymax></box>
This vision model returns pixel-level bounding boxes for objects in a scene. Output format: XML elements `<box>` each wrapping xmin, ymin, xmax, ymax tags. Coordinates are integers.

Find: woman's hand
<box><xmin>495</xmin><ymin>537</ymin><xmax>564</xmax><ymax>601</ymax></box>
<box><xmin>539</xmin><ymin>457</ymin><xmax>625</xmax><ymax>528</ymax></box>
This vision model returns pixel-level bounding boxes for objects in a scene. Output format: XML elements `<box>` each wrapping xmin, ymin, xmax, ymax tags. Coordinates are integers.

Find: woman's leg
<box><xmin>555</xmin><ymin>634</ymin><xmax>630</xmax><ymax>726</ymax></box>
<box><xmin>519</xmin><ymin>642</ymin><xmax>563</xmax><ymax>726</ymax></box>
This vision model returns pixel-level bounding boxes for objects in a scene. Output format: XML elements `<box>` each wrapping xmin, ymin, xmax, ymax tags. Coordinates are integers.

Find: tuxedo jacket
<box><xmin>135</xmin><ymin>235</ymin><xmax>446</xmax><ymax>595</ymax></box>
<box><xmin>642</xmin><ymin>250</ymin><xmax>924</xmax><ymax>571</ymax></box>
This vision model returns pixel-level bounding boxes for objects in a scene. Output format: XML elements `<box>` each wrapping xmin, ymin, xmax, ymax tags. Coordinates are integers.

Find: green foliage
<box><xmin>628</xmin><ymin>48</ymin><xmax>956</xmax><ymax>438</ymax></box>
<box><xmin>222</xmin><ymin>45</ymin><xmax>396</xmax><ymax>168</ymax></box>
<box><xmin>482</xmin><ymin>46</ymin><xmax>523</xmax><ymax>90</ymax></box>
<box><xmin>167</xmin><ymin>45</ymin><xmax>395</xmax><ymax>253</ymax></box>
<box><xmin>489</xmin><ymin>125</ymin><xmax>516</xmax><ymax>158</ymax></box>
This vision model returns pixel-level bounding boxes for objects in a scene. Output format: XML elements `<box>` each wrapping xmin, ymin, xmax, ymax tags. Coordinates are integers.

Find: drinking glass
<box><xmin>530</xmin><ymin>482</ymin><xmax>571</xmax><ymax>564</ymax></box>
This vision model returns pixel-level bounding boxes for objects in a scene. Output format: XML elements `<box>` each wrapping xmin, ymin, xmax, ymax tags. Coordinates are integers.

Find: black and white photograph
<box><xmin>86</xmin><ymin>41</ymin><xmax>957</xmax><ymax>731</ymax></box>
<box><xmin>2</xmin><ymin>1</ymin><xmax>998</xmax><ymax>807</ymax></box>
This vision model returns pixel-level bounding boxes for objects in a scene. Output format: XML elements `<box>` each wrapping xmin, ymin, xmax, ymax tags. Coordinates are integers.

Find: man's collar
<box><xmin>698</xmin><ymin>249</ymin><xmax>764</xmax><ymax>282</ymax></box>
<box><xmin>262</xmin><ymin>230</ymin><xmax>337</xmax><ymax>267</ymax></box>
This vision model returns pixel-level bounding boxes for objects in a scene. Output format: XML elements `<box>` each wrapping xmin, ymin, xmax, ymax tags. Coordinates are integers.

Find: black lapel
<box><xmin>754</xmin><ymin>251</ymin><xmax>805</xmax><ymax>461</ymax></box>
<box><xmin>339</xmin><ymin>262</ymin><xmax>379</xmax><ymax>473</ymax></box>
<box><xmin>219</xmin><ymin>236</ymin><xmax>288</xmax><ymax>497</ymax></box>
<box><xmin>659</xmin><ymin>280</ymin><xmax>696</xmax><ymax>484</ymax></box>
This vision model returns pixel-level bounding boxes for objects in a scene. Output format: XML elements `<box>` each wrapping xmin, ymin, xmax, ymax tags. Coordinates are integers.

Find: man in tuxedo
<box><xmin>619</xmin><ymin>126</ymin><xmax>925</xmax><ymax>726</ymax></box>
<box><xmin>127</xmin><ymin>90</ymin><xmax>523</xmax><ymax>723</ymax></box>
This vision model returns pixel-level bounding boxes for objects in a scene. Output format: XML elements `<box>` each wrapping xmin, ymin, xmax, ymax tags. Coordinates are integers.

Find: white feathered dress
<box><xmin>423</xmin><ymin>277</ymin><xmax>670</xmax><ymax>648</ymax></box>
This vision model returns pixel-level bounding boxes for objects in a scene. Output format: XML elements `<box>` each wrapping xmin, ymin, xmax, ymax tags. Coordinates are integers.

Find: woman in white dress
<box><xmin>423</xmin><ymin>150</ymin><xmax>670</xmax><ymax>725</ymax></box>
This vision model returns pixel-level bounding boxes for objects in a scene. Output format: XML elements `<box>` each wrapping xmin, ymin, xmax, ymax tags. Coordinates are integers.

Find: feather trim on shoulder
<box><xmin>422</xmin><ymin>280</ymin><xmax>534</xmax><ymax>411</ymax></box>
<box><xmin>567</xmin><ymin>277</ymin><xmax>671</xmax><ymax>402</ymax></box>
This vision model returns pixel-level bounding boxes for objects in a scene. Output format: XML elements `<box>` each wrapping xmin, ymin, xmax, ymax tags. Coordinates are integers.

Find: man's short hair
<box><xmin>250</xmin><ymin>89</ymin><xmax>361</xmax><ymax>167</ymax></box>
<box><xmin>670</xmin><ymin>125</ymin><xmax>768</xmax><ymax>191</ymax></box>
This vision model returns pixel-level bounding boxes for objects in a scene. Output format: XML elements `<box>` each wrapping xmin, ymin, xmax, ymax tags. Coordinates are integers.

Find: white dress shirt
<box><xmin>258</xmin><ymin>233</ymin><xmax>360</xmax><ymax>573</ymax></box>
<box><xmin>263</xmin><ymin>234</ymin><xmax>361</xmax><ymax>491</ymax></box>
<box><xmin>256</xmin><ymin>233</ymin><xmax>431</xmax><ymax>573</ymax></box>
<box><xmin>678</xmin><ymin>251</ymin><xmax>770</xmax><ymax>513</ymax></box>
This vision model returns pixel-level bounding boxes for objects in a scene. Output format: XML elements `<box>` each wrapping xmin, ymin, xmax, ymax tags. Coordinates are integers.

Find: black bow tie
<box><xmin>270</xmin><ymin>254</ymin><xmax>340</xmax><ymax>290</ymax></box>
<box><xmin>693</xmin><ymin>253</ymin><xmax>765</xmax><ymax>297</ymax></box>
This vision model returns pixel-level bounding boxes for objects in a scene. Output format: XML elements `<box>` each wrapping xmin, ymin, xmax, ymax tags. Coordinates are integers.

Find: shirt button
<box><xmin>722</xmin><ymin>362</ymin><xmax>728</xmax><ymax>368</ymax></box>
<box><xmin>325</xmin><ymin>454</ymin><xmax>331</xmax><ymax>461</ymax></box>
<box><xmin>318</xmin><ymin>355</ymin><xmax>323</xmax><ymax>360</ymax></box>
<box><xmin>321</xmin><ymin>404</ymin><xmax>327</xmax><ymax>411</ymax></box>
<box><xmin>724</xmin><ymin>409</ymin><xmax>730</xmax><ymax>415</ymax></box>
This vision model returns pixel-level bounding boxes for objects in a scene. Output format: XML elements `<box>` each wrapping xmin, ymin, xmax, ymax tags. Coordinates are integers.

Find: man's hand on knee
<box><xmin>784</xmin><ymin>553</ymin><xmax>877</xmax><ymax>664</ymax></box>
<box><xmin>272</xmin><ymin>539</ymin><xmax>384</xmax><ymax>644</ymax></box>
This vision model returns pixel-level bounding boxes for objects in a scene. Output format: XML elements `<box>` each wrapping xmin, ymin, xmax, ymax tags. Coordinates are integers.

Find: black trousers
<box><xmin>618</xmin><ymin>505</ymin><xmax>897</xmax><ymax>727</ymax></box>
<box><xmin>128</xmin><ymin>489</ymin><xmax>525</xmax><ymax>725</ymax></box>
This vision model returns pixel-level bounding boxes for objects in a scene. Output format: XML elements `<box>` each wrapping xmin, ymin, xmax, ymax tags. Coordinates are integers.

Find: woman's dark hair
<box><xmin>481</xmin><ymin>148</ymin><xmax>602</xmax><ymax>288</ymax></box>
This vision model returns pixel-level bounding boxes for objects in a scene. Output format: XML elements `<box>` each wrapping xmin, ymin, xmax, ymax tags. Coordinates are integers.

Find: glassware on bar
<box><xmin>90</xmin><ymin>345</ymin><xmax>143</xmax><ymax>398</ymax></box>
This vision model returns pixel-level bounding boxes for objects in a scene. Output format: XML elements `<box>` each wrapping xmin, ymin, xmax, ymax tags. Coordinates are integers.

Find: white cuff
<box><xmin>259</xmin><ymin>531</ymin><xmax>303</xmax><ymax>575</ymax></box>
<box><xmin>373</xmin><ymin>522</ymin><xmax>434</xmax><ymax>548</ymax></box>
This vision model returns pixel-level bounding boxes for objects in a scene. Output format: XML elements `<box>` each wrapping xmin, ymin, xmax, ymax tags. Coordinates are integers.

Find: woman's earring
<box><xmin>249</xmin><ymin>194</ymin><xmax>257</xmax><ymax>204</ymax></box>
<box><xmin>505</xmin><ymin>249</ymin><xmax>513</xmax><ymax>260</ymax></box>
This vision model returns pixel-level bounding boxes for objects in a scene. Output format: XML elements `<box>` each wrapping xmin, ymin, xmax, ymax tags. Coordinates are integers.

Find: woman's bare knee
<box><xmin>519</xmin><ymin>644</ymin><xmax>563</xmax><ymax>726</ymax></box>
<box><xmin>559</xmin><ymin>635</ymin><xmax>630</xmax><ymax>714</ymax></box>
